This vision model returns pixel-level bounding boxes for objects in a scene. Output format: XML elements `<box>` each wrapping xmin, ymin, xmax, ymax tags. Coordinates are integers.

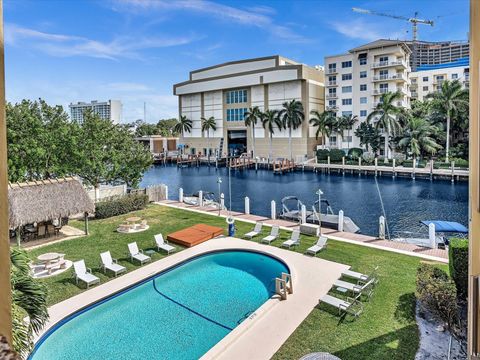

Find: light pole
<box><xmin>316</xmin><ymin>189</ymin><xmax>323</xmax><ymax>235</ymax></box>
<box><xmin>217</xmin><ymin>177</ymin><xmax>222</xmax><ymax>216</ymax></box>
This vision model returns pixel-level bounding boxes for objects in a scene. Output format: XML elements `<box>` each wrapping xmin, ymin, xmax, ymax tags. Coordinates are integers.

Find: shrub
<box><xmin>416</xmin><ymin>263</ymin><xmax>458</xmax><ymax>329</ymax></box>
<box><xmin>329</xmin><ymin>149</ymin><xmax>345</xmax><ymax>162</ymax></box>
<box><xmin>453</xmin><ymin>158</ymin><xmax>469</xmax><ymax>169</ymax></box>
<box><xmin>316</xmin><ymin>149</ymin><xmax>329</xmax><ymax>161</ymax></box>
<box><xmin>348</xmin><ymin>147</ymin><xmax>363</xmax><ymax>160</ymax></box>
<box><xmin>95</xmin><ymin>193</ymin><xmax>149</xmax><ymax>219</ymax></box>
<box><xmin>449</xmin><ymin>238</ymin><xmax>468</xmax><ymax>299</ymax></box>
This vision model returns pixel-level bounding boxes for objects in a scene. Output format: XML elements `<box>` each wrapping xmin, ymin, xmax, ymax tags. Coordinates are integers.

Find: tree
<box><xmin>367</xmin><ymin>91</ymin><xmax>404</xmax><ymax>162</ymax></box>
<box><xmin>201</xmin><ymin>116</ymin><xmax>217</xmax><ymax>163</ymax></box>
<box><xmin>397</xmin><ymin>117</ymin><xmax>442</xmax><ymax>160</ymax></box>
<box><xmin>340</xmin><ymin>114</ymin><xmax>359</xmax><ymax>150</ymax></box>
<box><xmin>244</xmin><ymin>106</ymin><xmax>262</xmax><ymax>159</ymax></box>
<box><xmin>11</xmin><ymin>248</ymin><xmax>48</xmax><ymax>356</ymax></box>
<box><xmin>309</xmin><ymin>110</ymin><xmax>336</xmax><ymax>149</ymax></box>
<box><xmin>133</xmin><ymin>120</ymin><xmax>159</xmax><ymax>137</ymax></box>
<box><xmin>278</xmin><ymin>100</ymin><xmax>304</xmax><ymax>160</ymax></box>
<box><xmin>261</xmin><ymin>109</ymin><xmax>282</xmax><ymax>163</ymax></box>
<box><xmin>157</xmin><ymin>118</ymin><xmax>178</xmax><ymax>136</ymax></box>
<box><xmin>427</xmin><ymin>80</ymin><xmax>468</xmax><ymax>162</ymax></box>
<box><xmin>173</xmin><ymin>115</ymin><xmax>192</xmax><ymax>139</ymax></box>
<box><xmin>355</xmin><ymin>122</ymin><xmax>382</xmax><ymax>155</ymax></box>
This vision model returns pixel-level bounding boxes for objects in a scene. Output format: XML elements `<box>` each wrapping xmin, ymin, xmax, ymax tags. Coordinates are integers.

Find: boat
<box><xmin>278</xmin><ymin>195</ymin><xmax>360</xmax><ymax>233</ymax></box>
<box><xmin>183</xmin><ymin>191</ymin><xmax>220</xmax><ymax>208</ymax></box>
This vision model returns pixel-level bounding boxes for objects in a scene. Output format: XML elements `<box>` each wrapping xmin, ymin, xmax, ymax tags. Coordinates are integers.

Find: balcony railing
<box><xmin>372</xmin><ymin>73</ymin><xmax>408</xmax><ymax>82</ymax></box>
<box><xmin>373</xmin><ymin>89</ymin><xmax>389</xmax><ymax>95</ymax></box>
<box><xmin>326</xmin><ymin>68</ymin><xmax>337</xmax><ymax>75</ymax></box>
<box><xmin>326</xmin><ymin>93</ymin><xmax>338</xmax><ymax>99</ymax></box>
<box><xmin>326</xmin><ymin>81</ymin><xmax>337</xmax><ymax>86</ymax></box>
<box><xmin>371</xmin><ymin>60</ymin><xmax>408</xmax><ymax>69</ymax></box>
<box><xmin>326</xmin><ymin>105</ymin><xmax>338</xmax><ymax>111</ymax></box>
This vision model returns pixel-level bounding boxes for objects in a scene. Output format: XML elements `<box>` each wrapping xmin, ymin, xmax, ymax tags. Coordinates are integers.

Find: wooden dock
<box><xmin>273</xmin><ymin>159</ymin><xmax>295</xmax><ymax>174</ymax></box>
<box><xmin>176</xmin><ymin>154</ymin><xmax>199</xmax><ymax>167</ymax></box>
<box><xmin>229</xmin><ymin>157</ymin><xmax>255</xmax><ymax>170</ymax></box>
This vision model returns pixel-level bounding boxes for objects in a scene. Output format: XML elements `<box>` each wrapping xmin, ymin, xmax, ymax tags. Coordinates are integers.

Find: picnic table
<box><xmin>37</xmin><ymin>253</ymin><xmax>66</xmax><ymax>274</ymax></box>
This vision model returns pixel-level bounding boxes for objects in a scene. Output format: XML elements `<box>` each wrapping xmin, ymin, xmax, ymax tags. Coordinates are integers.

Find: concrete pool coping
<box><xmin>33</xmin><ymin>237</ymin><xmax>349</xmax><ymax>360</ymax></box>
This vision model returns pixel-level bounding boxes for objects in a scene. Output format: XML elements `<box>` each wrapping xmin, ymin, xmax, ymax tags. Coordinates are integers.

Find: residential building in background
<box><xmin>410</xmin><ymin>57</ymin><xmax>470</xmax><ymax>101</ymax></box>
<box><xmin>173</xmin><ymin>55</ymin><xmax>324</xmax><ymax>159</ymax></box>
<box><xmin>69</xmin><ymin>100</ymin><xmax>122</xmax><ymax>123</ymax></box>
<box><xmin>324</xmin><ymin>39</ymin><xmax>411</xmax><ymax>152</ymax></box>
<box><xmin>405</xmin><ymin>40</ymin><xmax>470</xmax><ymax>71</ymax></box>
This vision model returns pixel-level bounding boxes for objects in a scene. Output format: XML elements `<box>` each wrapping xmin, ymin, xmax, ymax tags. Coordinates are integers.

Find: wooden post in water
<box><xmin>271</xmin><ymin>200</ymin><xmax>276</xmax><ymax>220</ymax></box>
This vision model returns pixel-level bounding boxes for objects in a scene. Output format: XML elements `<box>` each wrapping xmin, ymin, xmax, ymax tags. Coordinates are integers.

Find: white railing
<box><xmin>326</xmin><ymin>93</ymin><xmax>338</xmax><ymax>99</ymax></box>
<box><xmin>371</xmin><ymin>60</ymin><xmax>407</xmax><ymax>69</ymax></box>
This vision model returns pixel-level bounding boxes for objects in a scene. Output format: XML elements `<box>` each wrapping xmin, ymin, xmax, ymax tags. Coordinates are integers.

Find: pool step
<box><xmin>275</xmin><ymin>272</ymin><xmax>293</xmax><ymax>300</ymax></box>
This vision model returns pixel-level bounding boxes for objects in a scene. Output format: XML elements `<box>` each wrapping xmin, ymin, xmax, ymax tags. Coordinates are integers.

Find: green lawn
<box><xmin>27</xmin><ymin>204</ymin><xmax>446</xmax><ymax>360</ymax></box>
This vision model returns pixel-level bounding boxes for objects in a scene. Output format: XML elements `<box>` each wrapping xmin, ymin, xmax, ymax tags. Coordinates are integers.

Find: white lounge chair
<box><xmin>305</xmin><ymin>235</ymin><xmax>328</xmax><ymax>256</ymax></box>
<box><xmin>127</xmin><ymin>242</ymin><xmax>151</xmax><ymax>265</ymax></box>
<box><xmin>334</xmin><ymin>278</ymin><xmax>376</xmax><ymax>299</ymax></box>
<box><xmin>342</xmin><ymin>266</ymin><xmax>379</xmax><ymax>284</ymax></box>
<box><xmin>320</xmin><ymin>294</ymin><xmax>363</xmax><ymax>317</ymax></box>
<box><xmin>282</xmin><ymin>230</ymin><xmax>300</xmax><ymax>248</ymax></box>
<box><xmin>73</xmin><ymin>260</ymin><xmax>100</xmax><ymax>288</ymax></box>
<box><xmin>154</xmin><ymin>234</ymin><xmax>176</xmax><ymax>254</ymax></box>
<box><xmin>261</xmin><ymin>226</ymin><xmax>279</xmax><ymax>244</ymax></box>
<box><xmin>100</xmin><ymin>251</ymin><xmax>126</xmax><ymax>277</ymax></box>
<box><xmin>244</xmin><ymin>222</ymin><xmax>262</xmax><ymax>239</ymax></box>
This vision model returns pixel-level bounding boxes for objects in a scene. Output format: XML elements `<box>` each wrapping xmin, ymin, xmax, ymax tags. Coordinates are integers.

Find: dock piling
<box><xmin>338</xmin><ymin>210</ymin><xmax>344</xmax><ymax>232</ymax></box>
<box><xmin>379</xmin><ymin>216</ymin><xmax>385</xmax><ymax>240</ymax></box>
<box><xmin>271</xmin><ymin>200</ymin><xmax>276</xmax><ymax>220</ymax></box>
<box><xmin>245</xmin><ymin>196</ymin><xmax>250</xmax><ymax>215</ymax></box>
<box><xmin>178</xmin><ymin>188</ymin><xmax>183</xmax><ymax>203</ymax></box>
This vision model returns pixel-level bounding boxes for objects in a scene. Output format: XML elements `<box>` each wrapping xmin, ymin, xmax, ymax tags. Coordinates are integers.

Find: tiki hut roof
<box><xmin>8</xmin><ymin>177</ymin><xmax>95</xmax><ymax>229</ymax></box>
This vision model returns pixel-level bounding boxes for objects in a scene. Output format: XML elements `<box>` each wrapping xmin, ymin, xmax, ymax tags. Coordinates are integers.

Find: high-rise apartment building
<box><xmin>324</xmin><ymin>40</ymin><xmax>411</xmax><ymax>152</ymax></box>
<box><xmin>405</xmin><ymin>40</ymin><xmax>470</xmax><ymax>71</ymax></box>
<box><xmin>69</xmin><ymin>100</ymin><xmax>122</xmax><ymax>123</ymax></box>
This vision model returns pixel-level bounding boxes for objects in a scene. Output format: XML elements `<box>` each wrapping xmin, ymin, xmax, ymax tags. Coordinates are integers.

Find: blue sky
<box><xmin>5</xmin><ymin>0</ymin><xmax>469</xmax><ymax>122</ymax></box>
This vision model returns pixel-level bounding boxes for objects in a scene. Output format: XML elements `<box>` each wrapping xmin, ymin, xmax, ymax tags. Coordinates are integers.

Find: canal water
<box><xmin>140</xmin><ymin>165</ymin><xmax>468</xmax><ymax>237</ymax></box>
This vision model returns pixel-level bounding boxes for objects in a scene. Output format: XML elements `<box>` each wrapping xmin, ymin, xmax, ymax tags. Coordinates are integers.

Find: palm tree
<box><xmin>261</xmin><ymin>109</ymin><xmax>282</xmax><ymax>163</ymax></box>
<box><xmin>398</xmin><ymin>117</ymin><xmax>442</xmax><ymax>164</ymax></box>
<box><xmin>426</xmin><ymin>80</ymin><xmax>468</xmax><ymax>162</ymax></box>
<box><xmin>367</xmin><ymin>91</ymin><xmax>404</xmax><ymax>162</ymax></box>
<box><xmin>11</xmin><ymin>247</ymin><xmax>48</xmax><ymax>355</ymax></box>
<box><xmin>309</xmin><ymin>110</ymin><xmax>336</xmax><ymax>149</ymax></box>
<box><xmin>173</xmin><ymin>115</ymin><xmax>192</xmax><ymax>138</ymax></box>
<box><xmin>341</xmin><ymin>114</ymin><xmax>359</xmax><ymax>150</ymax></box>
<box><xmin>355</xmin><ymin>122</ymin><xmax>382</xmax><ymax>155</ymax></box>
<box><xmin>201</xmin><ymin>116</ymin><xmax>217</xmax><ymax>163</ymax></box>
<box><xmin>278</xmin><ymin>100</ymin><xmax>305</xmax><ymax>160</ymax></box>
<box><xmin>244</xmin><ymin>106</ymin><xmax>262</xmax><ymax>159</ymax></box>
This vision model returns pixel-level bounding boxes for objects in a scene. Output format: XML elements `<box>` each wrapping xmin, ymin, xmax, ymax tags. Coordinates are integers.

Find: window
<box><xmin>360</xmin><ymin>97</ymin><xmax>367</xmax><ymax>104</ymax></box>
<box><xmin>360</xmin><ymin>84</ymin><xmax>367</xmax><ymax>91</ymax></box>
<box><xmin>379</xmin><ymin>70</ymin><xmax>388</xmax><ymax>79</ymax></box>
<box><xmin>328</xmin><ymin>88</ymin><xmax>336</xmax><ymax>95</ymax></box>
<box><xmin>359</xmin><ymin>57</ymin><xmax>367</xmax><ymax>65</ymax></box>
<box><xmin>423</xmin><ymin>86</ymin><xmax>429</xmax><ymax>91</ymax></box>
<box><xmin>379</xmin><ymin>83</ymin><xmax>389</xmax><ymax>92</ymax></box>
<box><xmin>328</xmin><ymin>100</ymin><xmax>336</xmax><ymax>106</ymax></box>
<box><xmin>360</xmin><ymin>71</ymin><xmax>367</xmax><ymax>78</ymax></box>
<box><xmin>226</xmin><ymin>89</ymin><xmax>247</xmax><ymax>104</ymax></box>
<box><xmin>452</xmin><ymin>73</ymin><xmax>458</xmax><ymax>79</ymax></box>
<box><xmin>360</xmin><ymin>110</ymin><xmax>367</xmax><ymax>117</ymax></box>
<box><xmin>226</xmin><ymin>108</ymin><xmax>247</xmax><ymax>121</ymax></box>
<box><xmin>422</xmin><ymin>76</ymin><xmax>429</xmax><ymax>82</ymax></box>
<box><xmin>329</xmin><ymin>136</ymin><xmax>337</xmax><ymax>144</ymax></box>
<box><xmin>344</xmin><ymin>136</ymin><xmax>353</xmax><ymax>143</ymax></box>
<box><xmin>328</xmin><ymin>63</ymin><xmax>336</xmax><ymax>70</ymax></box>
<box><xmin>379</xmin><ymin>56</ymin><xmax>388</xmax><ymax>64</ymax></box>
<box><xmin>342</xmin><ymin>73</ymin><xmax>352</xmax><ymax>80</ymax></box>
<box><xmin>342</xmin><ymin>86</ymin><xmax>352</xmax><ymax>93</ymax></box>
<box><xmin>341</xmin><ymin>111</ymin><xmax>352</xmax><ymax>116</ymax></box>
<box><xmin>341</xmin><ymin>61</ymin><xmax>352</xmax><ymax>68</ymax></box>
<box><xmin>342</xmin><ymin>98</ymin><xmax>352</xmax><ymax>105</ymax></box>
<box><xmin>328</xmin><ymin>76</ymin><xmax>336</xmax><ymax>82</ymax></box>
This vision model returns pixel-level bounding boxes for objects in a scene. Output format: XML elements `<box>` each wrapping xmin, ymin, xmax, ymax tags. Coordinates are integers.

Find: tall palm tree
<box><xmin>278</xmin><ymin>100</ymin><xmax>304</xmax><ymax>160</ymax></box>
<box><xmin>244</xmin><ymin>106</ymin><xmax>262</xmax><ymax>159</ymax></box>
<box><xmin>11</xmin><ymin>247</ymin><xmax>48</xmax><ymax>356</ymax></box>
<box><xmin>367</xmin><ymin>91</ymin><xmax>404</xmax><ymax>162</ymax></box>
<box><xmin>201</xmin><ymin>116</ymin><xmax>217</xmax><ymax>163</ymax></box>
<box><xmin>398</xmin><ymin>117</ymin><xmax>442</xmax><ymax>163</ymax></box>
<box><xmin>261</xmin><ymin>109</ymin><xmax>282</xmax><ymax>163</ymax></box>
<box><xmin>173</xmin><ymin>115</ymin><xmax>192</xmax><ymax>138</ymax></box>
<box><xmin>341</xmin><ymin>114</ymin><xmax>359</xmax><ymax>150</ymax></box>
<box><xmin>309</xmin><ymin>110</ymin><xmax>336</xmax><ymax>149</ymax></box>
<box><xmin>426</xmin><ymin>80</ymin><xmax>468</xmax><ymax>162</ymax></box>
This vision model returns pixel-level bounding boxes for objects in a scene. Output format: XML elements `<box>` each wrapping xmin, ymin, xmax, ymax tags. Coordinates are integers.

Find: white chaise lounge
<box><xmin>73</xmin><ymin>260</ymin><xmax>100</xmax><ymax>288</ymax></box>
<box><xmin>305</xmin><ymin>235</ymin><xmax>328</xmax><ymax>255</ymax></box>
<box><xmin>320</xmin><ymin>294</ymin><xmax>363</xmax><ymax>317</ymax></box>
<box><xmin>100</xmin><ymin>251</ymin><xmax>126</xmax><ymax>277</ymax></box>
<box><xmin>261</xmin><ymin>226</ymin><xmax>279</xmax><ymax>244</ymax></box>
<box><xmin>245</xmin><ymin>222</ymin><xmax>262</xmax><ymax>239</ymax></box>
<box><xmin>154</xmin><ymin>234</ymin><xmax>176</xmax><ymax>254</ymax></box>
<box><xmin>342</xmin><ymin>266</ymin><xmax>379</xmax><ymax>284</ymax></box>
<box><xmin>127</xmin><ymin>242</ymin><xmax>151</xmax><ymax>265</ymax></box>
<box><xmin>334</xmin><ymin>278</ymin><xmax>376</xmax><ymax>299</ymax></box>
<box><xmin>282</xmin><ymin>230</ymin><xmax>300</xmax><ymax>249</ymax></box>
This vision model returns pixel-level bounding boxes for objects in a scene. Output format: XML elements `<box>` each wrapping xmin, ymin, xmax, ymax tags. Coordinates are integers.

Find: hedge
<box><xmin>329</xmin><ymin>149</ymin><xmax>345</xmax><ymax>162</ymax></box>
<box><xmin>449</xmin><ymin>238</ymin><xmax>468</xmax><ymax>299</ymax></box>
<box><xmin>95</xmin><ymin>193</ymin><xmax>149</xmax><ymax>219</ymax></box>
<box><xmin>348</xmin><ymin>147</ymin><xmax>363</xmax><ymax>160</ymax></box>
<box><xmin>316</xmin><ymin>149</ymin><xmax>329</xmax><ymax>161</ymax></box>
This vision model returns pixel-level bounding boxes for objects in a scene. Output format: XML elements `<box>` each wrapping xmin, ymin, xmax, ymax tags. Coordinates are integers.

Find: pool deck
<box><xmin>34</xmin><ymin>238</ymin><xmax>349</xmax><ymax>360</ymax></box>
<box><xmin>157</xmin><ymin>200</ymin><xmax>449</xmax><ymax>263</ymax></box>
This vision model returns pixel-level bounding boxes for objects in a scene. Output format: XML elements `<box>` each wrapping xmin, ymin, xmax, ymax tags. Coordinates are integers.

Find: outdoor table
<box><xmin>37</xmin><ymin>253</ymin><xmax>60</xmax><ymax>268</ymax></box>
<box><xmin>126</xmin><ymin>217</ymin><xmax>141</xmax><ymax>223</ymax></box>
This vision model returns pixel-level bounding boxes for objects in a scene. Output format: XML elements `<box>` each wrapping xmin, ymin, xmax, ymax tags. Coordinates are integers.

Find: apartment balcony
<box><xmin>326</xmin><ymin>105</ymin><xmax>338</xmax><ymax>111</ymax></box>
<box><xmin>326</xmin><ymin>81</ymin><xmax>338</xmax><ymax>87</ymax></box>
<box><xmin>326</xmin><ymin>93</ymin><xmax>338</xmax><ymax>99</ymax></box>
<box><xmin>326</xmin><ymin>68</ymin><xmax>338</xmax><ymax>75</ymax></box>
<box><xmin>372</xmin><ymin>89</ymin><xmax>389</xmax><ymax>96</ymax></box>
<box><xmin>371</xmin><ymin>60</ymin><xmax>408</xmax><ymax>69</ymax></box>
<box><xmin>372</xmin><ymin>73</ymin><xmax>408</xmax><ymax>82</ymax></box>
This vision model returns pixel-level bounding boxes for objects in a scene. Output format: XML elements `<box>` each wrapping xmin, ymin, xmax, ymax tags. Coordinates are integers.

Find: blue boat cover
<box><xmin>421</xmin><ymin>220</ymin><xmax>468</xmax><ymax>233</ymax></box>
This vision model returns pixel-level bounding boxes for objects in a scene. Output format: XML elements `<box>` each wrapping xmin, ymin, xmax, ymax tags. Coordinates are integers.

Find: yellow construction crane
<box><xmin>352</xmin><ymin>7</ymin><xmax>434</xmax><ymax>41</ymax></box>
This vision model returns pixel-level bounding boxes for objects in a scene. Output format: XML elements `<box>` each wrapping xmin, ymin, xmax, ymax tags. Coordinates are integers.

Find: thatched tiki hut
<box><xmin>8</xmin><ymin>177</ymin><xmax>95</xmax><ymax>245</ymax></box>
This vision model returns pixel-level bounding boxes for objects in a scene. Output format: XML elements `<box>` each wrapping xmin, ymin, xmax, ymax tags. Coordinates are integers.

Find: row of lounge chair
<box><xmin>73</xmin><ymin>234</ymin><xmax>176</xmax><ymax>288</ymax></box>
<box><xmin>244</xmin><ymin>222</ymin><xmax>328</xmax><ymax>255</ymax></box>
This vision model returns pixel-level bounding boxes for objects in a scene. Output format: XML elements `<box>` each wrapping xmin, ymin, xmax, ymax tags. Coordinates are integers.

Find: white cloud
<box><xmin>5</xmin><ymin>23</ymin><xmax>199</xmax><ymax>60</ymax></box>
<box><xmin>330</xmin><ymin>19</ymin><xmax>405</xmax><ymax>42</ymax></box>
<box><xmin>113</xmin><ymin>0</ymin><xmax>309</xmax><ymax>43</ymax></box>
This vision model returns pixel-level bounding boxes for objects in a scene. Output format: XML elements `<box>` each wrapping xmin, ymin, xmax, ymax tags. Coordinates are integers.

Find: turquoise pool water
<box><xmin>29</xmin><ymin>251</ymin><xmax>289</xmax><ymax>360</ymax></box>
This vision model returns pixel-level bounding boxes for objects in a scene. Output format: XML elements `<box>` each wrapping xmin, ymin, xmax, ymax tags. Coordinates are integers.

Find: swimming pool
<box><xmin>29</xmin><ymin>250</ymin><xmax>289</xmax><ymax>360</ymax></box>
<box><xmin>140</xmin><ymin>165</ymin><xmax>468</xmax><ymax>236</ymax></box>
